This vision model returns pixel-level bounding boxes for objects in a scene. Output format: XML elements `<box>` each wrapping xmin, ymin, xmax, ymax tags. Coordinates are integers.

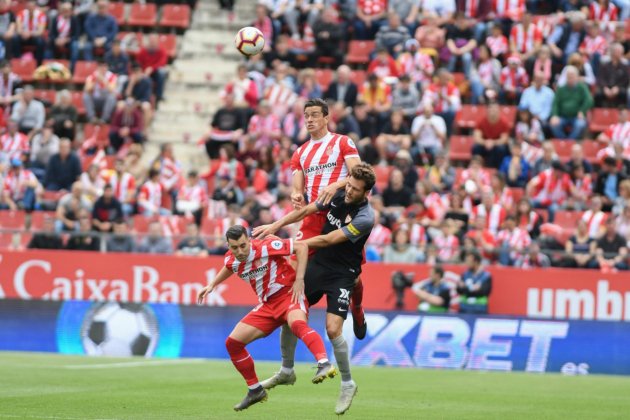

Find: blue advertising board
<box><xmin>1</xmin><ymin>299</ymin><xmax>629</xmax><ymax>375</ymax></box>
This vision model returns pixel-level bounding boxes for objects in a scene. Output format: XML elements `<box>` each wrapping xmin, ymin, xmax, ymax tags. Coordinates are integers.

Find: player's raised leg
<box><xmin>225</xmin><ymin>322</ymin><xmax>268</xmax><ymax>411</ymax></box>
<box><xmin>286</xmin><ymin>308</ymin><xmax>337</xmax><ymax>384</ymax></box>
<box><xmin>350</xmin><ymin>277</ymin><xmax>367</xmax><ymax>339</ymax></box>
<box><xmin>326</xmin><ymin>312</ymin><xmax>358</xmax><ymax>415</ymax></box>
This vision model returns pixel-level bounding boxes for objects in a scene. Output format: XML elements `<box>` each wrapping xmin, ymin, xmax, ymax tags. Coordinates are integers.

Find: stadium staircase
<box><xmin>146</xmin><ymin>0</ymin><xmax>255</xmax><ymax>172</ymax></box>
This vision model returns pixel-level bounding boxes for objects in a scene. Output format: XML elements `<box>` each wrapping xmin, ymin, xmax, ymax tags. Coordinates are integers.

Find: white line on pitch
<box><xmin>63</xmin><ymin>359</ymin><xmax>205</xmax><ymax>369</ymax></box>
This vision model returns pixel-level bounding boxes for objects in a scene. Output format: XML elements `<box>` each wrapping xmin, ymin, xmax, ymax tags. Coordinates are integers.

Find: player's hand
<box><xmin>252</xmin><ymin>224</ymin><xmax>277</xmax><ymax>239</ymax></box>
<box><xmin>197</xmin><ymin>284</ymin><xmax>215</xmax><ymax>304</ymax></box>
<box><xmin>317</xmin><ymin>183</ymin><xmax>338</xmax><ymax>206</ymax></box>
<box><xmin>291</xmin><ymin>192</ymin><xmax>305</xmax><ymax>209</ymax></box>
<box><xmin>290</xmin><ymin>278</ymin><xmax>305</xmax><ymax>304</ymax></box>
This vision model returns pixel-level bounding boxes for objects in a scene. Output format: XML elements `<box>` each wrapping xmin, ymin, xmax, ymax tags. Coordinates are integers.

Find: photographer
<box><xmin>411</xmin><ymin>265</ymin><xmax>451</xmax><ymax>313</ymax></box>
<box><xmin>456</xmin><ymin>252</ymin><xmax>492</xmax><ymax>314</ymax></box>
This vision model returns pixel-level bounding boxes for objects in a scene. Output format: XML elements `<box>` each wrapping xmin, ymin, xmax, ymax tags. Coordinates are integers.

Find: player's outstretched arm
<box><xmin>290</xmin><ymin>241</ymin><xmax>309</xmax><ymax>304</ymax></box>
<box><xmin>317</xmin><ymin>156</ymin><xmax>361</xmax><ymax>206</ymax></box>
<box><xmin>197</xmin><ymin>266</ymin><xmax>232</xmax><ymax>304</ymax></box>
<box><xmin>252</xmin><ymin>202</ymin><xmax>320</xmax><ymax>238</ymax></box>
<box><xmin>302</xmin><ymin>229</ymin><xmax>349</xmax><ymax>249</ymax></box>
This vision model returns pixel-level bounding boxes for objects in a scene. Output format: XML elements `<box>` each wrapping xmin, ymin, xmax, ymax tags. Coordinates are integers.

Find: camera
<box><xmin>391</xmin><ymin>271</ymin><xmax>414</xmax><ymax>309</ymax></box>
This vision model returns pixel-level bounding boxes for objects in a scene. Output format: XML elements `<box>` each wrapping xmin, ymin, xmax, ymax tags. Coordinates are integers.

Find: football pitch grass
<box><xmin>1</xmin><ymin>352</ymin><xmax>629</xmax><ymax>420</ymax></box>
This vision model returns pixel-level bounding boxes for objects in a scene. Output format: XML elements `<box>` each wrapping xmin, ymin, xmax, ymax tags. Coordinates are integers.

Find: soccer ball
<box><xmin>81</xmin><ymin>302</ymin><xmax>159</xmax><ymax>357</ymax></box>
<box><xmin>234</xmin><ymin>26</ymin><xmax>265</xmax><ymax>57</ymax></box>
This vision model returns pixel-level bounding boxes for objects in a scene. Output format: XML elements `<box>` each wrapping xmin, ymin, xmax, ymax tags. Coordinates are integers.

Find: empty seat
<box><xmin>582</xmin><ymin>139</ymin><xmax>604</xmax><ymax>163</ymax></box>
<box><xmin>71</xmin><ymin>91</ymin><xmax>86</xmax><ymax>116</ymax></box>
<box><xmin>455</xmin><ymin>105</ymin><xmax>485</xmax><ymax>131</ymax></box>
<box><xmin>551</xmin><ymin>139</ymin><xmax>574</xmax><ymax>162</ymax></box>
<box><xmin>72</xmin><ymin>61</ymin><xmax>98</xmax><ymax>84</ymax></box>
<box><xmin>128</xmin><ymin>3</ymin><xmax>157</xmax><ymax>27</ymax></box>
<box><xmin>33</xmin><ymin>89</ymin><xmax>57</xmax><ymax>106</ymax></box>
<box><xmin>448</xmin><ymin>135</ymin><xmax>474</xmax><ymax>162</ymax></box>
<box><xmin>554</xmin><ymin>211</ymin><xmax>583</xmax><ymax>229</ymax></box>
<box><xmin>10</xmin><ymin>58</ymin><xmax>36</xmax><ymax>82</ymax></box>
<box><xmin>29</xmin><ymin>211</ymin><xmax>57</xmax><ymax>231</ymax></box>
<box><xmin>350</xmin><ymin>70</ymin><xmax>366</xmax><ymax>87</ymax></box>
<box><xmin>0</xmin><ymin>210</ymin><xmax>27</xmax><ymax>229</ymax></box>
<box><xmin>346</xmin><ymin>40</ymin><xmax>374</xmax><ymax>65</ymax></box>
<box><xmin>157</xmin><ymin>33</ymin><xmax>177</xmax><ymax>58</ymax></box>
<box><xmin>589</xmin><ymin>108</ymin><xmax>619</xmax><ymax>133</ymax></box>
<box><xmin>159</xmin><ymin>4</ymin><xmax>191</xmax><ymax>29</ymax></box>
<box><xmin>108</xmin><ymin>2</ymin><xmax>126</xmax><ymax>25</ymax></box>
<box><xmin>315</xmin><ymin>69</ymin><xmax>333</xmax><ymax>91</ymax></box>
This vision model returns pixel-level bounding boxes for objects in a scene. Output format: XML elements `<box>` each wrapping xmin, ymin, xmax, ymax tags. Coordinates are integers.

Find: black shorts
<box><xmin>205</xmin><ymin>139</ymin><xmax>229</xmax><ymax>159</ymax></box>
<box><xmin>305</xmin><ymin>260</ymin><xmax>356</xmax><ymax>320</ymax></box>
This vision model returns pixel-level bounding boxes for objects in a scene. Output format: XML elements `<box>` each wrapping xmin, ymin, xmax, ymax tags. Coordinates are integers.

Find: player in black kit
<box><xmin>253</xmin><ymin>162</ymin><xmax>376</xmax><ymax>415</ymax></box>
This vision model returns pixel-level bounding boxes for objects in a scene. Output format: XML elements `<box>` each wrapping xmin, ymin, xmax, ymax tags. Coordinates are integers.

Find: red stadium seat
<box><xmin>128</xmin><ymin>3</ymin><xmax>157</xmax><ymax>28</ymax></box>
<box><xmin>350</xmin><ymin>70</ymin><xmax>366</xmax><ymax>87</ymax></box>
<box><xmin>10</xmin><ymin>58</ymin><xmax>35</xmax><ymax>82</ymax></box>
<box><xmin>551</xmin><ymin>139</ymin><xmax>573</xmax><ymax>162</ymax></box>
<box><xmin>500</xmin><ymin>105</ymin><xmax>517</xmax><ymax>130</ymax></box>
<box><xmin>159</xmin><ymin>4</ymin><xmax>191</xmax><ymax>29</ymax></box>
<box><xmin>158</xmin><ymin>34</ymin><xmax>177</xmax><ymax>58</ymax></box>
<box><xmin>33</xmin><ymin>89</ymin><xmax>57</xmax><ymax>106</ymax></box>
<box><xmin>70</xmin><ymin>91</ymin><xmax>86</xmax><ymax>116</ymax></box>
<box><xmin>0</xmin><ymin>210</ymin><xmax>27</xmax><ymax>229</ymax></box>
<box><xmin>373</xmin><ymin>165</ymin><xmax>392</xmax><ymax>193</ymax></box>
<box><xmin>83</xmin><ymin>123</ymin><xmax>111</xmax><ymax>143</ymax></box>
<box><xmin>346</xmin><ymin>40</ymin><xmax>375</xmax><ymax>65</ymax></box>
<box><xmin>0</xmin><ymin>232</ymin><xmax>31</xmax><ymax>250</ymax></box>
<box><xmin>554</xmin><ymin>211</ymin><xmax>583</xmax><ymax>229</ymax></box>
<box><xmin>29</xmin><ymin>211</ymin><xmax>56</xmax><ymax>231</ymax></box>
<box><xmin>455</xmin><ymin>105</ymin><xmax>485</xmax><ymax>131</ymax></box>
<box><xmin>582</xmin><ymin>139</ymin><xmax>604</xmax><ymax>163</ymax></box>
<box><xmin>315</xmin><ymin>69</ymin><xmax>333</xmax><ymax>91</ymax></box>
<box><xmin>108</xmin><ymin>2</ymin><xmax>126</xmax><ymax>25</ymax></box>
<box><xmin>448</xmin><ymin>135</ymin><xmax>474</xmax><ymax>162</ymax></box>
<box><xmin>589</xmin><ymin>108</ymin><xmax>619</xmax><ymax>133</ymax></box>
<box><xmin>72</xmin><ymin>61</ymin><xmax>98</xmax><ymax>85</ymax></box>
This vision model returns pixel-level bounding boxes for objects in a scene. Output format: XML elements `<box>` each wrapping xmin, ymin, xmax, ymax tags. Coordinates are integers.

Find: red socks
<box><xmin>225</xmin><ymin>337</ymin><xmax>258</xmax><ymax>386</ymax></box>
<box><xmin>351</xmin><ymin>279</ymin><xmax>365</xmax><ymax>326</ymax></box>
<box><xmin>290</xmin><ymin>320</ymin><xmax>328</xmax><ymax>362</ymax></box>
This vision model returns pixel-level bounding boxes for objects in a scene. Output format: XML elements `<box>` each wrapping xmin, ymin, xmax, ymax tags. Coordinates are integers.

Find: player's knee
<box><xmin>225</xmin><ymin>336</ymin><xmax>244</xmax><ymax>355</ymax></box>
<box><xmin>325</xmin><ymin>323</ymin><xmax>342</xmax><ymax>339</ymax></box>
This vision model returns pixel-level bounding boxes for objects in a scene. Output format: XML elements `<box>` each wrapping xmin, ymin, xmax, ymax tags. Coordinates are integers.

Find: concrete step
<box><xmin>142</xmin><ymin>142</ymin><xmax>208</xmax><ymax>172</ymax></box>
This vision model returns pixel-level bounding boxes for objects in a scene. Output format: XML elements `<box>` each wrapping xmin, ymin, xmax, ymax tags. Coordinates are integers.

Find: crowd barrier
<box><xmin>0</xmin><ymin>299</ymin><xmax>629</xmax><ymax>375</ymax></box>
<box><xmin>1</xmin><ymin>250</ymin><xmax>629</xmax><ymax>322</ymax></box>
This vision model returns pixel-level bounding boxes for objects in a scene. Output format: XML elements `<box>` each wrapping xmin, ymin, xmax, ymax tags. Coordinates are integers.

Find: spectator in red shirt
<box><xmin>367</xmin><ymin>47</ymin><xmax>401</xmax><ymax>80</ymax></box>
<box><xmin>136</xmin><ymin>33</ymin><xmax>168</xmax><ymax>103</ymax></box>
<box><xmin>471</xmin><ymin>102</ymin><xmax>511</xmax><ymax>168</ymax></box>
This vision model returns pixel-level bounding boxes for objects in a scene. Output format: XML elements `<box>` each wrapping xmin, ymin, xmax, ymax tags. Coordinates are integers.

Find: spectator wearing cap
<box><xmin>44</xmin><ymin>138</ymin><xmax>81</xmax><ymax>191</ymax></box>
<box><xmin>10</xmin><ymin>85</ymin><xmax>45</xmax><ymax>135</ymax></box>
<box><xmin>66</xmin><ymin>212</ymin><xmax>100</xmax><ymax>251</ymax></box>
<box><xmin>595</xmin><ymin>156</ymin><xmax>628</xmax><ymax>212</ymax></box>
<box><xmin>324</xmin><ymin>65</ymin><xmax>358</xmax><ymax>108</ymax></box>
<box><xmin>92</xmin><ymin>184</ymin><xmax>123</xmax><ymax>233</ymax></box>
<box><xmin>83</xmin><ymin>59</ymin><xmax>117</xmax><ymax>123</ymax></box>
<box><xmin>391</xmin><ymin>74</ymin><xmax>419</xmax><ymax>121</ymax></box>
<box><xmin>354</xmin><ymin>0</ymin><xmax>388</xmax><ymax>40</ymax></box>
<box><xmin>29</xmin><ymin>126</ymin><xmax>59</xmax><ymax>178</ymax></box>
<box><xmin>137</xmin><ymin>220</ymin><xmax>173</xmax><ymax>255</ymax></box>
<box><xmin>526</xmin><ymin>160</ymin><xmax>573</xmax><ymax>222</ymax></box>
<box><xmin>136</xmin><ymin>33</ymin><xmax>168</xmax><ymax>104</ymax></box>
<box><xmin>596</xmin><ymin>43</ymin><xmax>629</xmax><ymax>108</ymax></box>
<box><xmin>28</xmin><ymin>214</ymin><xmax>63</xmax><ymax>250</ymax></box>
<box><xmin>48</xmin><ymin>2</ymin><xmax>79</xmax><ymax>69</ymax></box>
<box><xmin>82</xmin><ymin>0</ymin><xmax>118</xmax><ymax>61</ymax></box>
<box><xmin>375</xmin><ymin>110</ymin><xmax>411</xmax><ymax>165</ymax></box>
<box><xmin>1</xmin><ymin>157</ymin><xmax>41</xmax><ymax>211</ymax></box>
<box><xmin>47</xmin><ymin>90</ymin><xmax>77</xmax><ymax>140</ymax></box>
<box><xmin>547</xmin><ymin>11</ymin><xmax>586</xmax><ymax>65</ymax></box>
<box><xmin>375</xmin><ymin>12</ymin><xmax>411</xmax><ymax>57</ymax></box>
<box><xmin>549</xmin><ymin>65</ymin><xmax>593</xmax><ymax>140</ymax></box>
<box><xmin>588</xmin><ymin>218</ymin><xmax>629</xmax><ymax>270</ymax></box>
<box><xmin>12</xmin><ymin>0</ymin><xmax>46</xmax><ymax>64</ymax></box>
<box><xmin>499</xmin><ymin>55</ymin><xmax>529</xmax><ymax>104</ymax></box>
<box><xmin>106</xmin><ymin>219</ymin><xmax>135</xmax><ymax>253</ymax></box>
<box><xmin>518</xmin><ymin>71</ymin><xmax>555</xmax><ymax>124</ymax></box>
<box><xmin>472</xmin><ymin>102</ymin><xmax>511</xmax><ymax>169</ymax></box>
<box><xmin>108</xmin><ymin>99</ymin><xmax>144</xmax><ymax>152</ymax></box>
<box><xmin>411</xmin><ymin>102</ymin><xmax>446</xmax><ymax>163</ymax></box>
<box><xmin>444</xmin><ymin>11</ymin><xmax>477</xmax><ymax>79</ymax></box>
<box><xmin>311</xmin><ymin>8</ymin><xmax>344</xmax><ymax>68</ymax></box>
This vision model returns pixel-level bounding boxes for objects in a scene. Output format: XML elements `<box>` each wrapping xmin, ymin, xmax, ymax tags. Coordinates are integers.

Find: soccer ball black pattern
<box><xmin>81</xmin><ymin>302</ymin><xmax>159</xmax><ymax>357</ymax></box>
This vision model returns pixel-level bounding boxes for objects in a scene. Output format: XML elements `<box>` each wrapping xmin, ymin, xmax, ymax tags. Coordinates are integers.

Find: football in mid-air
<box><xmin>81</xmin><ymin>302</ymin><xmax>159</xmax><ymax>357</ymax></box>
<box><xmin>234</xmin><ymin>26</ymin><xmax>265</xmax><ymax>57</ymax></box>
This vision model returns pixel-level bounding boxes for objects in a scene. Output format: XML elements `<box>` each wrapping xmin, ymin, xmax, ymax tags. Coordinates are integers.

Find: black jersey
<box><xmin>313</xmin><ymin>190</ymin><xmax>375</xmax><ymax>275</ymax></box>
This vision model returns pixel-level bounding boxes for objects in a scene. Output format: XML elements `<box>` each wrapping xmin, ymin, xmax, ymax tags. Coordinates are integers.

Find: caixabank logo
<box><xmin>56</xmin><ymin>301</ymin><xmax>184</xmax><ymax>357</ymax></box>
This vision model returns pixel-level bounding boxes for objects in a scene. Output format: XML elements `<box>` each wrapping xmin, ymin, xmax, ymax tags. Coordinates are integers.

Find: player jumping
<box><xmin>289</xmin><ymin>98</ymin><xmax>367</xmax><ymax>339</ymax></box>
<box><xmin>197</xmin><ymin>226</ymin><xmax>337</xmax><ymax>412</ymax></box>
<box><xmin>254</xmin><ymin>163</ymin><xmax>376</xmax><ymax>415</ymax></box>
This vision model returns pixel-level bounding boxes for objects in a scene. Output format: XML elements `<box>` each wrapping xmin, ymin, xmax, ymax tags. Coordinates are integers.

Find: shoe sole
<box><xmin>233</xmin><ymin>394</ymin><xmax>268</xmax><ymax>411</ymax></box>
<box><xmin>312</xmin><ymin>367</ymin><xmax>338</xmax><ymax>384</ymax></box>
<box><xmin>335</xmin><ymin>386</ymin><xmax>358</xmax><ymax>415</ymax></box>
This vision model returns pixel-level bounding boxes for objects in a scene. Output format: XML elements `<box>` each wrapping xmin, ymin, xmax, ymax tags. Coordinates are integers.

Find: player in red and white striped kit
<box><xmin>197</xmin><ymin>225</ymin><xmax>336</xmax><ymax>411</ymax></box>
<box><xmin>289</xmin><ymin>98</ymin><xmax>368</xmax><ymax>338</ymax></box>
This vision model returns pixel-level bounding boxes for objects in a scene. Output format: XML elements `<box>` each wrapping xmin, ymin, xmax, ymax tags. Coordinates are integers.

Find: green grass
<box><xmin>0</xmin><ymin>352</ymin><xmax>629</xmax><ymax>420</ymax></box>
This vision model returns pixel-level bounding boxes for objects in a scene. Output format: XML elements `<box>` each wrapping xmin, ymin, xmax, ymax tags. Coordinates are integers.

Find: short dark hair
<box><xmin>226</xmin><ymin>225</ymin><xmax>248</xmax><ymax>242</ymax></box>
<box><xmin>350</xmin><ymin>162</ymin><xmax>376</xmax><ymax>191</ymax></box>
<box><xmin>103</xmin><ymin>184</ymin><xmax>113</xmax><ymax>190</ymax></box>
<box><xmin>304</xmin><ymin>98</ymin><xmax>328</xmax><ymax>116</ymax></box>
<box><xmin>148</xmin><ymin>168</ymin><xmax>160</xmax><ymax>179</ymax></box>
<box><xmin>468</xmin><ymin>251</ymin><xmax>482</xmax><ymax>264</ymax></box>
<box><xmin>432</xmin><ymin>265</ymin><xmax>444</xmax><ymax>277</ymax></box>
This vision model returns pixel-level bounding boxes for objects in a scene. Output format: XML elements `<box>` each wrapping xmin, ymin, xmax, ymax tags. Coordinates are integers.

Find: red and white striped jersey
<box><xmin>530</xmin><ymin>168</ymin><xmax>573</xmax><ymax>206</ymax></box>
<box><xmin>461</xmin><ymin>0</ymin><xmax>479</xmax><ymax>18</ymax></box>
<box><xmin>397</xmin><ymin>51</ymin><xmax>434</xmax><ymax>86</ymax></box>
<box><xmin>494</xmin><ymin>187</ymin><xmax>514</xmax><ymax>211</ymax></box>
<box><xmin>367</xmin><ymin>223</ymin><xmax>392</xmax><ymax>253</ymax></box>
<box><xmin>493</xmin><ymin>0</ymin><xmax>525</xmax><ymax>20</ymax></box>
<box><xmin>603</xmin><ymin>122</ymin><xmax>630</xmax><ymax>143</ymax></box>
<box><xmin>224</xmin><ymin>238</ymin><xmax>296</xmax><ymax>302</ymax></box>
<box><xmin>459</xmin><ymin>168</ymin><xmax>491</xmax><ymax>188</ymax></box>
<box><xmin>500</xmin><ymin>65</ymin><xmax>529</xmax><ymax>91</ymax></box>
<box><xmin>581</xmin><ymin>210</ymin><xmax>608</xmax><ymax>239</ymax></box>
<box><xmin>486</xmin><ymin>35</ymin><xmax>509</xmax><ymax>58</ymax></box>
<box><xmin>589</xmin><ymin>1</ymin><xmax>618</xmax><ymax>22</ymax></box>
<box><xmin>518</xmin><ymin>210</ymin><xmax>540</xmax><ymax>232</ymax></box>
<box><xmin>138</xmin><ymin>180</ymin><xmax>164</xmax><ymax>213</ymax></box>
<box><xmin>3</xmin><ymin>169</ymin><xmax>37</xmax><ymax>200</ymax></box>
<box><xmin>290</xmin><ymin>132</ymin><xmax>360</xmax><ymax>204</ymax></box>
<box><xmin>425</xmin><ymin>192</ymin><xmax>449</xmax><ymax>221</ymax></box>
<box><xmin>473</xmin><ymin>203</ymin><xmax>507</xmax><ymax>234</ymax></box>
<box><xmin>533</xmin><ymin>14</ymin><xmax>562</xmax><ymax>39</ymax></box>
<box><xmin>580</xmin><ymin>35</ymin><xmax>608</xmax><ymax>57</ymax></box>
<box><xmin>264</xmin><ymin>83</ymin><xmax>298</xmax><ymax>117</ymax></box>
<box><xmin>573</xmin><ymin>174</ymin><xmax>593</xmax><ymax>198</ymax></box>
<box><xmin>87</xmin><ymin>70</ymin><xmax>117</xmax><ymax>90</ymax></box>
<box><xmin>510</xmin><ymin>23</ymin><xmax>542</xmax><ymax>54</ymax></box>
<box><xmin>177</xmin><ymin>183</ymin><xmax>208</xmax><ymax>206</ymax></box>
<box><xmin>434</xmin><ymin>234</ymin><xmax>460</xmax><ymax>262</ymax></box>
<box><xmin>17</xmin><ymin>8</ymin><xmax>46</xmax><ymax>32</ymax></box>
<box><xmin>56</xmin><ymin>15</ymin><xmax>71</xmax><ymax>38</ymax></box>
<box><xmin>247</xmin><ymin>113</ymin><xmax>281</xmax><ymax>148</ymax></box>
<box><xmin>496</xmin><ymin>227</ymin><xmax>531</xmax><ymax>252</ymax></box>
<box><xmin>104</xmin><ymin>171</ymin><xmax>136</xmax><ymax>203</ymax></box>
<box><xmin>409</xmin><ymin>223</ymin><xmax>427</xmax><ymax>247</ymax></box>
<box><xmin>422</xmin><ymin>82</ymin><xmax>461</xmax><ymax>113</ymax></box>
<box><xmin>157</xmin><ymin>157</ymin><xmax>182</xmax><ymax>192</ymax></box>
<box><xmin>521</xmin><ymin>141</ymin><xmax>543</xmax><ymax>165</ymax></box>
<box><xmin>477</xmin><ymin>60</ymin><xmax>498</xmax><ymax>85</ymax></box>
<box><xmin>0</xmin><ymin>132</ymin><xmax>29</xmax><ymax>160</ymax></box>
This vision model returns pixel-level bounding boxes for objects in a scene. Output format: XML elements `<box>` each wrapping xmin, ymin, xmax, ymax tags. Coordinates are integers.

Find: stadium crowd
<box><xmin>1</xmin><ymin>0</ymin><xmax>630</xmax><ymax>275</ymax></box>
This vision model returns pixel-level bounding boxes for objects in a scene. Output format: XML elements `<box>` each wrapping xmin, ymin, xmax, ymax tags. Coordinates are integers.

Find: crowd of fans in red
<box><xmin>1</xmin><ymin>0</ymin><xmax>630</xmax><ymax>271</ymax></box>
